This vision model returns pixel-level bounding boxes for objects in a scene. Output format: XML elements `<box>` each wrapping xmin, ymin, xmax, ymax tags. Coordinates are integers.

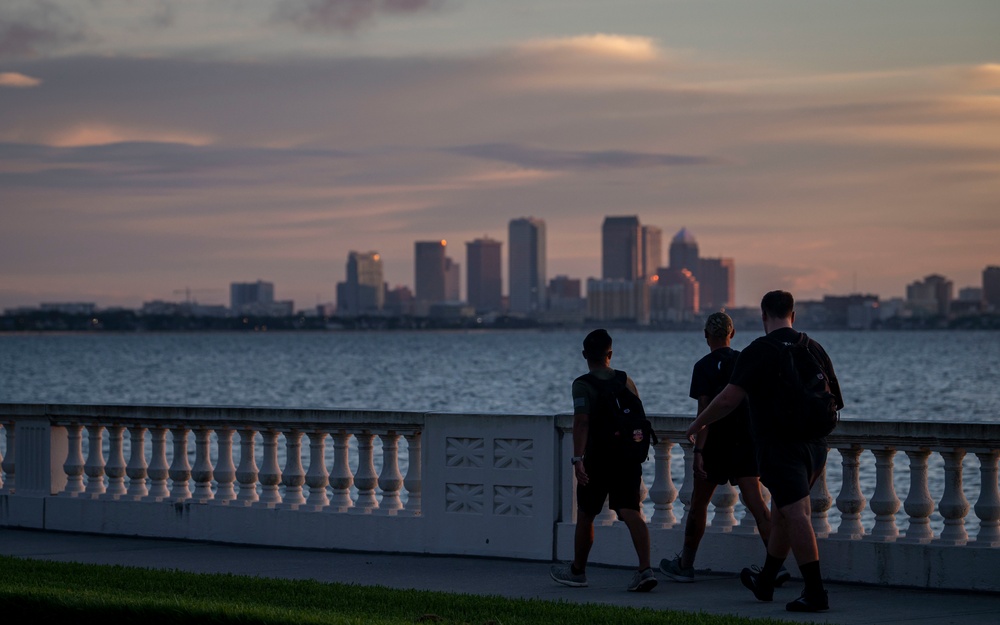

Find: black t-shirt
<box><xmin>729</xmin><ymin>327</ymin><xmax>844</xmax><ymax>443</ymax></box>
<box><xmin>689</xmin><ymin>346</ymin><xmax>750</xmax><ymax>449</ymax></box>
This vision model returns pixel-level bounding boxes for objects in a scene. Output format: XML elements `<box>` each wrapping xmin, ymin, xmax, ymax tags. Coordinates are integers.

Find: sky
<box><xmin>1</xmin><ymin>0</ymin><xmax>998</xmax><ymax>310</ymax></box>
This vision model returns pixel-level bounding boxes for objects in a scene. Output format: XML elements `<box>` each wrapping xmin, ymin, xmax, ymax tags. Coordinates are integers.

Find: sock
<box><xmin>761</xmin><ymin>553</ymin><xmax>785</xmax><ymax>585</ymax></box>
<box><xmin>799</xmin><ymin>560</ymin><xmax>825</xmax><ymax>595</ymax></box>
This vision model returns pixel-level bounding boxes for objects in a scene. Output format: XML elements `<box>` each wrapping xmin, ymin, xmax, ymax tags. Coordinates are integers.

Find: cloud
<box><xmin>0</xmin><ymin>70</ymin><xmax>40</xmax><ymax>87</ymax></box>
<box><xmin>0</xmin><ymin>1</ymin><xmax>85</xmax><ymax>59</ymax></box>
<box><xmin>447</xmin><ymin>143</ymin><xmax>717</xmax><ymax>172</ymax></box>
<box><xmin>515</xmin><ymin>34</ymin><xmax>662</xmax><ymax>63</ymax></box>
<box><xmin>273</xmin><ymin>0</ymin><xmax>443</xmax><ymax>33</ymax></box>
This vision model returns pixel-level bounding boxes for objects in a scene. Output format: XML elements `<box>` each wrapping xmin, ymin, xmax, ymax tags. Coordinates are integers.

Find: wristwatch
<box><xmin>571</xmin><ymin>455</ymin><xmax>585</xmax><ymax>465</ymax></box>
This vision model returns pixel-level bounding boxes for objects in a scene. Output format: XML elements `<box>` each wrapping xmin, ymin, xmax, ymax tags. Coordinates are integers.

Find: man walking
<box><xmin>686</xmin><ymin>291</ymin><xmax>843</xmax><ymax>612</ymax></box>
<box><xmin>660</xmin><ymin>312</ymin><xmax>783</xmax><ymax>585</ymax></box>
<box><xmin>550</xmin><ymin>328</ymin><xmax>658</xmax><ymax>592</ymax></box>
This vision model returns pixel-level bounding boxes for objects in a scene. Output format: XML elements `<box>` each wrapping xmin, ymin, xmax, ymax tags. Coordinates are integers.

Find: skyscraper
<box><xmin>602</xmin><ymin>216</ymin><xmax>642</xmax><ymax>280</ymax></box>
<box><xmin>984</xmin><ymin>266</ymin><xmax>1000</xmax><ymax>312</ymax></box>
<box><xmin>444</xmin><ymin>256</ymin><xmax>461</xmax><ymax>302</ymax></box>
<box><xmin>509</xmin><ymin>217</ymin><xmax>547</xmax><ymax>315</ymax></box>
<box><xmin>415</xmin><ymin>240</ymin><xmax>447</xmax><ymax>306</ymax></box>
<box><xmin>906</xmin><ymin>274</ymin><xmax>953</xmax><ymax>316</ymax></box>
<box><xmin>668</xmin><ymin>227</ymin><xmax>699</xmax><ymax>273</ymax></box>
<box><xmin>230</xmin><ymin>280</ymin><xmax>274</xmax><ymax>313</ymax></box>
<box><xmin>698</xmin><ymin>256</ymin><xmax>735</xmax><ymax>311</ymax></box>
<box><xmin>336</xmin><ymin>251</ymin><xmax>384</xmax><ymax>315</ymax></box>
<box><xmin>466</xmin><ymin>237</ymin><xmax>503</xmax><ymax>312</ymax></box>
<box><xmin>641</xmin><ymin>225</ymin><xmax>662</xmax><ymax>279</ymax></box>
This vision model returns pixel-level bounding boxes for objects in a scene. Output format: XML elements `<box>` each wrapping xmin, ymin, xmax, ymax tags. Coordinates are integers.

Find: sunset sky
<box><xmin>2</xmin><ymin>1</ymin><xmax>998</xmax><ymax>310</ymax></box>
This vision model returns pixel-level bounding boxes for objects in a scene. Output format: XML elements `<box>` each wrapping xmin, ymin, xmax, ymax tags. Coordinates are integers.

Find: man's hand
<box><xmin>685</xmin><ymin>422</ymin><xmax>704</xmax><ymax>444</ymax></box>
<box><xmin>693</xmin><ymin>452</ymin><xmax>707</xmax><ymax>480</ymax></box>
<box><xmin>574</xmin><ymin>460</ymin><xmax>589</xmax><ymax>486</ymax></box>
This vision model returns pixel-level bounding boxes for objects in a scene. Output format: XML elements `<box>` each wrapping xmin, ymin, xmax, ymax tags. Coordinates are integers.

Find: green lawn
<box><xmin>0</xmin><ymin>555</ymin><xmax>792</xmax><ymax>625</ymax></box>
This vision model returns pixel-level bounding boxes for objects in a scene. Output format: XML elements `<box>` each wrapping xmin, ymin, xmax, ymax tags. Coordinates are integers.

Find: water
<box><xmin>2</xmin><ymin>329</ymin><xmax>998</xmax><ymax>421</ymax></box>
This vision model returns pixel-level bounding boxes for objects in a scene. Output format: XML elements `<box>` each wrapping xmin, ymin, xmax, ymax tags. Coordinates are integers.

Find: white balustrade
<box><xmin>867</xmin><ymin>447</ymin><xmax>901</xmax><ymax>542</ymax></box>
<box><xmin>280</xmin><ymin>430</ymin><xmax>306</xmax><ymax>508</ymax></box>
<box><xmin>191</xmin><ymin>427</ymin><xmax>214</xmax><ymax>502</ymax></box>
<box><xmin>352</xmin><ymin>431</ymin><xmax>379</xmax><ymax>513</ymax></box>
<box><xmin>235</xmin><ymin>428</ymin><xmax>260</xmax><ymax>505</ymax></box>
<box><xmin>708</xmin><ymin>483</ymin><xmax>739</xmax><ymax>532</ymax></box>
<box><xmin>329</xmin><ymin>430</ymin><xmax>354</xmax><ymax>512</ymax></box>
<box><xmin>647</xmin><ymin>438</ymin><xmax>678</xmax><ymax>528</ymax></box>
<box><xmin>257</xmin><ymin>430</ymin><xmax>283</xmax><ymax>507</ymax></box>
<box><xmin>402</xmin><ymin>431</ymin><xmax>421</xmax><ymax>515</ymax></box>
<box><xmin>103</xmin><ymin>425</ymin><xmax>127</xmax><ymax>499</ymax></box>
<box><xmin>834</xmin><ymin>444</ymin><xmax>866</xmax><ymax>540</ymax></box>
<box><xmin>125</xmin><ymin>426</ymin><xmax>148</xmax><ymax>499</ymax></box>
<box><xmin>84</xmin><ymin>424</ymin><xmax>107</xmax><ymax>497</ymax></box>
<box><xmin>213</xmin><ymin>429</ymin><xmax>237</xmax><ymax>504</ymax></box>
<box><xmin>168</xmin><ymin>426</ymin><xmax>192</xmax><ymax>501</ymax></box>
<box><xmin>974</xmin><ymin>450</ymin><xmax>1000</xmax><ymax>547</ymax></box>
<box><xmin>378</xmin><ymin>432</ymin><xmax>404</xmax><ymax>514</ymax></box>
<box><xmin>146</xmin><ymin>427</ymin><xmax>170</xmax><ymax>501</ymax></box>
<box><xmin>938</xmin><ymin>447</ymin><xmax>970</xmax><ymax>546</ymax></box>
<box><xmin>901</xmin><ymin>448</ymin><xmax>935</xmax><ymax>544</ymax></box>
<box><xmin>63</xmin><ymin>424</ymin><xmax>85</xmax><ymax>496</ymax></box>
<box><xmin>304</xmin><ymin>430</ymin><xmax>330</xmax><ymax>510</ymax></box>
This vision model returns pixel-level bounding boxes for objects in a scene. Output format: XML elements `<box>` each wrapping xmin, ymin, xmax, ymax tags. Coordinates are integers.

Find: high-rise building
<box><xmin>336</xmin><ymin>251</ymin><xmax>385</xmax><ymax>315</ymax></box>
<box><xmin>650</xmin><ymin>268</ymin><xmax>699</xmax><ymax>322</ymax></box>
<box><xmin>415</xmin><ymin>240</ymin><xmax>447</xmax><ymax>306</ymax></box>
<box><xmin>906</xmin><ymin>274</ymin><xmax>953</xmax><ymax>316</ymax></box>
<box><xmin>984</xmin><ymin>266</ymin><xmax>1000</xmax><ymax>312</ymax></box>
<box><xmin>641</xmin><ymin>225</ymin><xmax>662</xmax><ymax>279</ymax></box>
<box><xmin>586</xmin><ymin>277</ymin><xmax>650</xmax><ymax>325</ymax></box>
<box><xmin>466</xmin><ymin>237</ymin><xmax>503</xmax><ymax>312</ymax></box>
<box><xmin>698</xmin><ymin>256</ymin><xmax>735</xmax><ymax>311</ymax></box>
<box><xmin>509</xmin><ymin>217</ymin><xmax>547</xmax><ymax>314</ymax></box>
<box><xmin>668</xmin><ymin>227</ymin><xmax>699</xmax><ymax>273</ymax></box>
<box><xmin>444</xmin><ymin>256</ymin><xmax>461</xmax><ymax>302</ymax></box>
<box><xmin>230</xmin><ymin>280</ymin><xmax>274</xmax><ymax>312</ymax></box>
<box><xmin>602</xmin><ymin>216</ymin><xmax>642</xmax><ymax>280</ymax></box>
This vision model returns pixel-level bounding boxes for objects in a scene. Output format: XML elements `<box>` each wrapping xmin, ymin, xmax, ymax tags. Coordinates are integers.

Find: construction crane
<box><xmin>172</xmin><ymin>287</ymin><xmax>222</xmax><ymax>304</ymax></box>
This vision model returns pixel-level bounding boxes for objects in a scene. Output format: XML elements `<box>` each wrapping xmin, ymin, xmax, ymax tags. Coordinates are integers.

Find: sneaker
<box><xmin>550</xmin><ymin>563</ymin><xmax>587</xmax><ymax>587</ymax></box>
<box><xmin>752</xmin><ymin>564</ymin><xmax>791</xmax><ymax>587</ymax></box>
<box><xmin>627</xmin><ymin>567</ymin><xmax>658</xmax><ymax>592</ymax></box>
<box><xmin>659</xmin><ymin>555</ymin><xmax>694</xmax><ymax>583</ymax></box>
<box><xmin>740</xmin><ymin>567</ymin><xmax>774</xmax><ymax>602</ymax></box>
<box><xmin>786</xmin><ymin>589</ymin><xmax>829</xmax><ymax>612</ymax></box>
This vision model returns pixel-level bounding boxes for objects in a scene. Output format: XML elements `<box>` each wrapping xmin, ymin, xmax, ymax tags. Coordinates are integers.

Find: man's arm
<box><xmin>692</xmin><ymin>396</ymin><xmax>712</xmax><ymax>478</ymax></box>
<box><xmin>572</xmin><ymin>410</ymin><xmax>590</xmax><ymax>485</ymax></box>
<box><xmin>686</xmin><ymin>384</ymin><xmax>747</xmax><ymax>442</ymax></box>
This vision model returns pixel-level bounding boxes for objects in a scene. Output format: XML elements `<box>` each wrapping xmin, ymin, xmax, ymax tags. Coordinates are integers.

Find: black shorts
<box><xmin>757</xmin><ymin>439</ymin><xmax>828</xmax><ymax>509</ymax></box>
<box><xmin>576</xmin><ymin>457</ymin><xmax>642</xmax><ymax>517</ymax></box>
<box><xmin>702</xmin><ymin>440</ymin><xmax>758</xmax><ymax>486</ymax></box>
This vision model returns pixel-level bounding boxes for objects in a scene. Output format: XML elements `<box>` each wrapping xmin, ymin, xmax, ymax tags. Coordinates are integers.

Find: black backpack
<box><xmin>770</xmin><ymin>333</ymin><xmax>840</xmax><ymax>439</ymax></box>
<box><xmin>581</xmin><ymin>371</ymin><xmax>657</xmax><ymax>464</ymax></box>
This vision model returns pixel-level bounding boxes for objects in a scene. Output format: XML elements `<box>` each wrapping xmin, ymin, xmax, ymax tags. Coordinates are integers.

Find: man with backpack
<box><xmin>550</xmin><ymin>328</ymin><xmax>658</xmax><ymax>593</ymax></box>
<box><xmin>686</xmin><ymin>291</ymin><xmax>843</xmax><ymax>613</ymax></box>
<box><xmin>659</xmin><ymin>312</ymin><xmax>783</xmax><ymax>585</ymax></box>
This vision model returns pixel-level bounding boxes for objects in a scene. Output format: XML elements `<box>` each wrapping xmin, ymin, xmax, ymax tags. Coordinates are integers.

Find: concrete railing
<box><xmin>1</xmin><ymin>403</ymin><xmax>997</xmax><ymax>591</ymax></box>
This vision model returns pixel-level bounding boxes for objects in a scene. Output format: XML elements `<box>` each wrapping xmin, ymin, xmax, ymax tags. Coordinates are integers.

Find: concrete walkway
<box><xmin>2</xmin><ymin>528</ymin><xmax>998</xmax><ymax>625</ymax></box>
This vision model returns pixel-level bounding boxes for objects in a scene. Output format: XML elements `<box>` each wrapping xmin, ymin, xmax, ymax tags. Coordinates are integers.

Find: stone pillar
<box><xmin>329</xmin><ymin>430</ymin><xmax>354</xmax><ymax>512</ymax></box>
<box><xmin>351</xmin><ymin>431</ymin><xmax>379</xmax><ymax>513</ymax></box>
<box><xmin>973</xmin><ymin>449</ymin><xmax>1000</xmax><ymax>547</ymax></box>
<box><xmin>834</xmin><ymin>445</ymin><xmax>866</xmax><ymax>540</ymax></box>
<box><xmin>103</xmin><ymin>425</ymin><xmax>127</xmax><ymax>499</ymax></box>
<box><xmin>146</xmin><ymin>427</ymin><xmax>170</xmax><ymax>501</ymax></box>
<box><xmin>378</xmin><ymin>431</ymin><xmax>404</xmax><ymax>514</ymax></box>
<box><xmin>937</xmin><ymin>447</ymin><xmax>969</xmax><ymax>546</ymax></box>
<box><xmin>84</xmin><ymin>424</ymin><xmax>107</xmax><ymax>498</ymax></box>
<box><xmin>12</xmin><ymin>417</ymin><xmax>68</xmax><ymax>496</ymax></box>
<box><xmin>280</xmin><ymin>430</ymin><xmax>306</xmax><ymax>508</ymax></box>
<box><xmin>304</xmin><ymin>430</ymin><xmax>330</xmax><ymax>510</ymax></box>
<box><xmin>648</xmin><ymin>439</ymin><xmax>678</xmax><ymax>528</ymax></box>
<box><xmin>900</xmin><ymin>448</ymin><xmax>934</xmax><ymax>544</ymax></box>
<box><xmin>402</xmin><ymin>431</ymin><xmax>422</xmax><ymax>516</ymax></box>
<box><xmin>168</xmin><ymin>426</ymin><xmax>192</xmax><ymax>501</ymax></box>
<box><xmin>867</xmin><ymin>447</ymin><xmax>900</xmax><ymax>542</ymax></box>
<box><xmin>235</xmin><ymin>428</ymin><xmax>259</xmax><ymax>505</ymax></box>
<box><xmin>708</xmin><ymin>483</ymin><xmax>739</xmax><ymax>533</ymax></box>
<box><xmin>63</xmin><ymin>423</ymin><xmax>86</xmax><ymax>496</ymax></box>
<box><xmin>125</xmin><ymin>426</ymin><xmax>149</xmax><ymax>500</ymax></box>
<box><xmin>257</xmin><ymin>429</ymin><xmax>282</xmax><ymax>507</ymax></box>
<box><xmin>191</xmin><ymin>427</ymin><xmax>215</xmax><ymax>502</ymax></box>
<box><xmin>213</xmin><ymin>428</ymin><xmax>237</xmax><ymax>504</ymax></box>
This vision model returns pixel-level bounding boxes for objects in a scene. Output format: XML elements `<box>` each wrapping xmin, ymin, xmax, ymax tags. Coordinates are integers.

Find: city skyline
<box><xmin>1</xmin><ymin>2</ymin><xmax>998</xmax><ymax>310</ymax></box>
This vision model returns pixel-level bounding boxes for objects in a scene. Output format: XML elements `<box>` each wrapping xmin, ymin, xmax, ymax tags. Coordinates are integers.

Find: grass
<box><xmin>0</xmin><ymin>555</ymin><xmax>793</xmax><ymax>625</ymax></box>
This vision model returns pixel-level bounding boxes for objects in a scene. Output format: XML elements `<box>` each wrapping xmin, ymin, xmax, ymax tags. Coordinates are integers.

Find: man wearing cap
<box><xmin>686</xmin><ymin>291</ymin><xmax>843</xmax><ymax>613</ymax></box>
<box><xmin>550</xmin><ymin>328</ymin><xmax>658</xmax><ymax>593</ymax></box>
<box><xmin>659</xmin><ymin>312</ymin><xmax>781</xmax><ymax>585</ymax></box>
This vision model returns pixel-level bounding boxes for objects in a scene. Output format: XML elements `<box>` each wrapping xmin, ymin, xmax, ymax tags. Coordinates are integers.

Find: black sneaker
<box><xmin>786</xmin><ymin>590</ymin><xmax>829</xmax><ymax>612</ymax></box>
<box><xmin>740</xmin><ymin>567</ymin><xmax>774</xmax><ymax>602</ymax></box>
<box><xmin>752</xmin><ymin>564</ymin><xmax>792</xmax><ymax>587</ymax></box>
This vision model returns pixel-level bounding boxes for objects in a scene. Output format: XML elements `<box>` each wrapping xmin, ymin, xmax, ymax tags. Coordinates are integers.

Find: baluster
<box><xmin>867</xmin><ymin>447</ymin><xmax>900</xmax><ymax>541</ymax></box>
<box><xmin>257</xmin><ymin>430</ymin><xmax>282</xmax><ymax>507</ymax></box>
<box><xmin>378</xmin><ymin>431</ymin><xmax>404</xmax><ymax>514</ymax></box>
<box><xmin>329</xmin><ymin>430</ymin><xmax>354</xmax><ymax>512</ymax></box>
<box><xmin>648</xmin><ymin>439</ymin><xmax>678</xmax><ymax>528</ymax></box>
<box><xmin>0</xmin><ymin>421</ymin><xmax>12</xmax><ymax>493</ymax></box>
<box><xmin>191</xmin><ymin>427</ymin><xmax>215</xmax><ymax>502</ymax></box>
<box><xmin>708</xmin><ymin>483</ymin><xmax>739</xmax><ymax>532</ymax></box>
<box><xmin>146</xmin><ymin>427</ymin><xmax>170</xmax><ymax>500</ymax></box>
<box><xmin>125</xmin><ymin>426</ymin><xmax>148</xmax><ymax>499</ymax></box>
<box><xmin>677</xmin><ymin>441</ymin><xmax>696</xmax><ymax>525</ymax></box>
<box><xmin>403</xmin><ymin>431</ymin><xmax>422</xmax><ymax>516</ymax></box>
<box><xmin>901</xmin><ymin>448</ymin><xmax>934</xmax><ymax>543</ymax></box>
<box><xmin>169</xmin><ymin>426</ymin><xmax>192</xmax><ymax>501</ymax></box>
<box><xmin>235</xmin><ymin>428</ymin><xmax>260</xmax><ymax>505</ymax></box>
<box><xmin>351</xmin><ymin>431</ymin><xmax>379</xmax><ymax>513</ymax></box>
<box><xmin>213</xmin><ymin>428</ymin><xmax>237</xmax><ymax>504</ymax></box>
<box><xmin>973</xmin><ymin>450</ymin><xmax>1000</xmax><ymax>547</ymax></box>
<box><xmin>281</xmin><ymin>429</ymin><xmax>306</xmax><ymax>508</ymax></box>
<box><xmin>938</xmin><ymin>447</ymin><xmax>969</xmax><ymax>546</ymax></box>
<box><xmin>0</xmin><ymin>423</ymin><xmax>7</xmax><ymax>493</ymax></box>
<box><xmin>84</xmin><ymin>424</ymin><xmax>107</xmax><ymax>497</ymax></box>
<box><xmin>103</xmin><ymin>425</ymin><xmax>127</xmax><ymax>499</ymax></box>
<box><xmin>304</xmin><ymin>430</ymin><xmax>330</xmax><ymax>510</ymax></box>
<box><xmin>63</xmin><ymin>424</ymin><xmax>86</xmax><ymax>496</ymax></box>
<box><xmin>834</xmin><ymin>445</ymin><xmax>866</xmax><ymax>539</ymax></box>
<box><xmin>810</xmin><ymin>465</ymin><xmax>833</xmax><ymax>538</ymax></box>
